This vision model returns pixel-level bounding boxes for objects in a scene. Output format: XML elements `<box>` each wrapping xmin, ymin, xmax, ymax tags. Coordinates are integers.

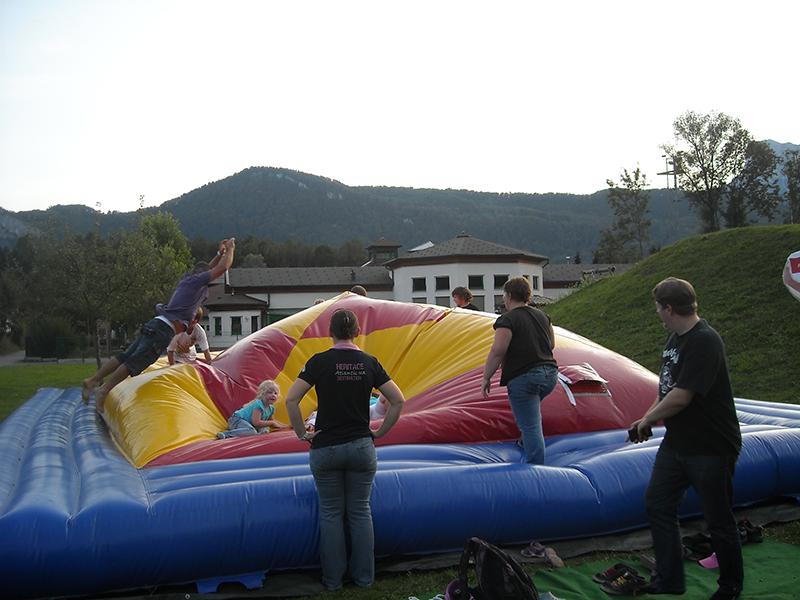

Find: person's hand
<box><xmin>218</xmin><ymin>239</ymin><xmax>229</xmax><ymax>255</ymax></box>
<box><xmin>481</xmin><ymin>377</ymin><xmax>491</xmax><ymax>399</ymax></box>
<box><xmin>226</xmin><ymin>237</ymin><xmax>236</xmax><ymax>252</ymax></box>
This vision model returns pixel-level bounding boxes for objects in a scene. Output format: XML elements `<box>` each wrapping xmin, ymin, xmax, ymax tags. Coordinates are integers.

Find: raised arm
<box><xmin>209</xmin><ymin>238</ymin><xmax>236</xmax><ymax>282</ymax></box>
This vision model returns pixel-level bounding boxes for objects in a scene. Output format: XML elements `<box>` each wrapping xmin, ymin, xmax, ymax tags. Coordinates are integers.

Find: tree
<box><xmin>241</xmin><ymin>253</ymin><xmax>266</xmax><ymax>268</ymax></box>
<box><xmin>783</xmin><ymin>149</ymin><xmax>800</xmax><ymax>224</ymax></box>
<box><xmin>660</xmin><ymin>110</ymin><xmax>779</xmax><ymax>232</ymax></box>
<box><xmin>594</xmin><ymin>166</ymin><xmax>652</xmax><ymax>262</ymax></box>
<box><xmin>29</xmin><ymin>215</ymin><xmax>191</xmax><ymax>368</ymax></box>
<box><xmin>724</xmin><ymin>140</ymin><xmax>781</xmax><ymax>228</ymax></box>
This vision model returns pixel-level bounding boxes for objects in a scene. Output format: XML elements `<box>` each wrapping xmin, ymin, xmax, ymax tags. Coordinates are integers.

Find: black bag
<box><xmin>447</xmin><ymin>537</ymin><xmax>539</xmax><ymax>600</ymax></box>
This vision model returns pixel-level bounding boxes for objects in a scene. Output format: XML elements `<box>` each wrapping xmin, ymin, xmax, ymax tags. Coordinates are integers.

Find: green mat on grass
<box><xmin>532</xmin><ymin>538</ymin><xmax>799</xmax><ymax>600</ymax></box>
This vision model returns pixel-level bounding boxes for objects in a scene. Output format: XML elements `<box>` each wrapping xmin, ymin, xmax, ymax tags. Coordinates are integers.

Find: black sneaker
<box><xmin>600</xmin><ymin>571</ymin><xmax>647</xmax><ymax>595</ymax></box>
<box><xmin>593</xmin><ymin>562</ymin><xmax>640</xmax><ymax>583</ymax></box>
<box><xmin>737</xmin><ymin>517</ymin><xmax>763</xmax><ymax>543</ymax></box>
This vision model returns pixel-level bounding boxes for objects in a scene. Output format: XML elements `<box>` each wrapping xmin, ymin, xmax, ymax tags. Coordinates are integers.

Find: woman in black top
<box><xmin>481</xmin><ymin>277</ymin><xmax>558</xmax><ymax>464</ymax></box>
<box><xmin>286</xmin><ymin>309</ymin><xmax>404</xmax><ymax>590</ymax></box>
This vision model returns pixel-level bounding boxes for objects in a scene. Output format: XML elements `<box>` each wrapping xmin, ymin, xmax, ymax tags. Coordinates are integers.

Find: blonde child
<box><xmin>217</xmin><ymin>380</ymin><xmax>291</xmax><ymax>439</ymax></box>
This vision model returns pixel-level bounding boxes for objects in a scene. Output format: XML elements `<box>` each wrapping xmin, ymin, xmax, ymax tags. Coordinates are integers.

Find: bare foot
<box><xmin>81</xmin><ymin>379</ymin><xmax>95</xmax><ymax>405</ymax></box>
<box><xmin>94</xmin><ymin>387</ymin><xmax>108</xmax><ymax>414</ymax></box>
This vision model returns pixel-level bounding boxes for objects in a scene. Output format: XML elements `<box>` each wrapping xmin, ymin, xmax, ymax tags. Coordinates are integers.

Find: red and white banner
<box><xmin>783</xmin><ymin>250</ymin><xmax>800</xmax><ymax>303</ymax></box>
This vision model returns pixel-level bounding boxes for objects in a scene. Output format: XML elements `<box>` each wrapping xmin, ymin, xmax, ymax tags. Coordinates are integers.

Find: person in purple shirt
<box><xmin>82</xmin><ymin>238</ymin><xmax>235</xmax><ymax>412</ymax></box>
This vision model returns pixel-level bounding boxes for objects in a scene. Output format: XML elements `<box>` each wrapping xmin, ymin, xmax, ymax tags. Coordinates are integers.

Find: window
<box><xmin>231</xmin><ymin>316</ymin><xmax>242</xmax><ymax>336</ymax></box>
<box><xmin>473</xmin><ymin>296</ymin><xmax>485</xmax><ymax>311</ymax></box>
<box><xmin>531</xmin><ymin>275</ymin><xmax>539</xmax><ymax>290</ymax></box>
<box><xmin>251</xmin><ymin>316</ymin><xmax>259</xmax><ymax>332</ymax></box>
<box><xmin>435</xmin><ymin>296</ymin><xmax>450</xmax><ymax>307</ymax></box>
<box><xmin>468</xmin><ymin>275</ymin><xmax>484</xmax><ymax>289</ymax></box>
<box><xmin>214</xmin><ymin>317</ymin><xmax>222</xmax><ymax>336</ymax></box>
<box><xmin>412</xmin><ymin>297</ymin><xmax>427</xmax><ymax>304</ymax></box>
<box><xmin>494</xmin><ymin>295</ymin><xmax>505</xmax><ymax>313</ymax></box>
<box><xmin>494</xmin><ymin>274</ymin><xmax>509</xmax><ymax>289</ymax></box>
<box><xmin>412</xmin><ymin>277</ymin><xmax>427</xmax><ymax>292</ymax></box>
<box><xmin>435</xmin><ymin>276</ymin><xmax>450</xmax><ymax>291</ymax></box>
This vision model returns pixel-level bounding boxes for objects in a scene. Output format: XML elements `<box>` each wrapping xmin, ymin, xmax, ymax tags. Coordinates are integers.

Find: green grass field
<box><xmin>1</xmin><ymin>224</ymin><xmax>798</xmax><ymax>599</ymax></box>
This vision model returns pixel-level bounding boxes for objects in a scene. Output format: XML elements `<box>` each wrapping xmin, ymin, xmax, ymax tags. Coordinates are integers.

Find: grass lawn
<box><xmin>0</xmin><ymin>363</ymin><xmax>97</xmax><ymax>423</ymax></box>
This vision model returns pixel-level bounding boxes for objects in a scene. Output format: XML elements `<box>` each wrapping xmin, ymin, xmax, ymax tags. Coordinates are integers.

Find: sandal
<box><xmin>521</xmin><ymin>541</ymin><xmax>547</xmax><ymax>559</ymax></box>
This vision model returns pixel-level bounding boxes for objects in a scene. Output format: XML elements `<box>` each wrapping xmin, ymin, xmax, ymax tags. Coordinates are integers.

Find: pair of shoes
<box><xmin>216</xmin><ymin>431</ymin><xmax>226</xmax><ymax>439</ymax></box>
<box><xmin>708</xmin><ymin>590</ymin><xmax>739</xmax><ymax>600</ymax></box>
<box><xmin>521</xmin><ymin>541</ymin><xmax>546</xmax><ymax>560</ymax></box>
<box><xmin>593</xmin><ymin>562</ymin><xmax>639</xmax><ymax>583</ymax></box>
<box><xmin>737</xmin><ymin>517</ymin><xmax>763</xmax><ymax>543</ymax></box>
<box><xmin>600</xmin><ymin>571</ymin><xmax>646</xmax><ymax>595</ymax></box>
<box><xmin>637</xmin><ymin>582</ymin><xmax>685</xmax><ymax>595</ymax></box>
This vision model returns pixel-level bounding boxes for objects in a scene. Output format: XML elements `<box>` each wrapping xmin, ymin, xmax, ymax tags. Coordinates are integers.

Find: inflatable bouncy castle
<box><xmin>1</xmin><ymin>294</ymin><xmax>799</xmax><ymax>600</ymax></box>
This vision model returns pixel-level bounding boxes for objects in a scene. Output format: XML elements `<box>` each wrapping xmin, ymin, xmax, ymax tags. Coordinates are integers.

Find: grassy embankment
<box><xmin>544</xmin><ymin>224</ymin><xmax>800</xmax><ymax>406</ymax></box>
<box><xmin>0</xmin><ymin>225</ymin><xmax>797</xmax><ymax>599</ymax></box>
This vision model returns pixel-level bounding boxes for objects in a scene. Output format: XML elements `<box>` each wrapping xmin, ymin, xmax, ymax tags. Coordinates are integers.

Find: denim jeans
<box><xmin>309</xmin><ymin>437</ymin><xmax>378</xmax><ymax>590</ymax></box>
<box><xmin>505</xmin><ymin>364</ymin><xmax>558</xmax><ymax>464</ymax></box>
<box><xmin>218</xmin><ymin>414</ymin><xmax>263</xmax><ymax>438</ymax></box>
<box><xmin>645</xmin><ymin>444</ymin><xmax>743</xmax><ymax>595</ymax></box>
<box><xmin>115</xmin><ymin>318</ymin><xmax>174</xmax><ymax>376</ymax></box>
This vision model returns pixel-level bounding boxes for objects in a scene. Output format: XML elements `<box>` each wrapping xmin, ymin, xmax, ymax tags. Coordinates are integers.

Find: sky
<box><xmin>1</xmin><ymin>0</ymin><xmax>798</xmax><ymax>215</ymax></box>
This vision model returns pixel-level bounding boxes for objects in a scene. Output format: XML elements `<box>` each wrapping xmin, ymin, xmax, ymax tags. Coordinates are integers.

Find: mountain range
<box><xmin>2</xmin><ymin>137</ymin><xmax>796</xmax><ymax>261</ymax></box>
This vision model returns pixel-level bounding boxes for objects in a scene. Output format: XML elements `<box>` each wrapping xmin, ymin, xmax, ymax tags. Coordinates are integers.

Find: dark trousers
<box><xmin>645</xmin><ymin>444</ymin><xmax>743</xmax><ymax>595</ymax></box>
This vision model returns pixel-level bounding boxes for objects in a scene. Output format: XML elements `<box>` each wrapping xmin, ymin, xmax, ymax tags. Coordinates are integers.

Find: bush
<box><xmin>25</xmin><ymin>316</ymin><xmax>78</xmax><ymax>359</ymax></box>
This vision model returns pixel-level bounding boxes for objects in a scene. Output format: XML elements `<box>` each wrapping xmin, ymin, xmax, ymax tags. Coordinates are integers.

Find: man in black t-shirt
<box><xmin>630</xmin><ymin>278</ymin><xmax>743</xmax><ymax>600</ymax></box>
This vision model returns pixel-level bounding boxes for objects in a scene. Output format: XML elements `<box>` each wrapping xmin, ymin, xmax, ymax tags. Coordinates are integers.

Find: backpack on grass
<box><xmin>445</xmin><ymin>537</ymin><xmax>539</xmax><ymax>600</ymax></box>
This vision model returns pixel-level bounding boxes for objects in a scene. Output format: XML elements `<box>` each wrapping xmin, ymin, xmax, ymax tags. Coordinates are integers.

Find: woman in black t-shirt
<box><xmin>286</xmin><ymin>309</ymin><xmax>405</xmax><ymax>591</ymax></box>
<box><xmin>481</xmin><ymin>277</ymin><xmax>558</xmax><ymax>464</ymax></box>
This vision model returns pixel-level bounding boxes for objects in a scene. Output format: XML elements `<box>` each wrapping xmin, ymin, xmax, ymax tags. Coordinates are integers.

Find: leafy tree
<box><xmin>660</xmin><ymin>110</ymin><xmax>778</xmax><ymax>233</ymax></box>
<box><xmin>337</xmin><ymin>238</ymin><xmax>368</xmax><ymax>266</ymax></box>
<box><xmin>241</xmin><ymin>253</ymin><xmax>266</xmax><ymax>268</ymax></box>
<box><xmin>594</xmin><ymin>167</ymin><xmax>652</xmax><ymax>262</ymax></box>
<box><xmin>593</xmin><ymin>229</ymin><xmax>638</xmax><ymax>264</ymax></box>
<box><xmin>783</xmin><ymin>149</ymin><xmax>800</xmax><ymax>224</ymax></box>
<box><xmin>29</xmin><ymin>217</ymin><xmax>191</xmax><ymax>368</ymax></box>
<box><xmin>724</xmin><ymin>141</ymin><xmax>781</xmax><ymax>228</ymax></box>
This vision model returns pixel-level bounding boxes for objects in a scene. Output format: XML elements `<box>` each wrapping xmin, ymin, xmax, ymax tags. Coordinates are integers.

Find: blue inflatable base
<box><xmin>1</xmin><ymin>389</ymin><xmax>799</xmax><ymax>600</ymax></box>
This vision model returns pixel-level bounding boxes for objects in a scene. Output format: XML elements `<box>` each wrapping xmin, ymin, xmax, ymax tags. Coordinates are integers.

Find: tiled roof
<box><xmin>386</xmin><ymin>233</ymin><xmax>548</xmax><ymax>266</ymax></box>
<box><xmin>228</xmin><ymin>266</ymin><xmax>393</xmax><ymax>289</ymax></box>
<box><xmin>204</xmin><ymin>294</ymin><xmax>268</xmax><ymax>308</ymax></box>
<box><xmin>366</xmin><ymin>236</ymin><xmax>403</xmax><ymax>249</ymax></box>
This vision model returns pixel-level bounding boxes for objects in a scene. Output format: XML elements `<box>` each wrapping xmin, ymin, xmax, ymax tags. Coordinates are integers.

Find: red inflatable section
<box><xmin>148</xmin><ymin>294</ymin><xmax>658</xmax><ymax>466</ymax></box>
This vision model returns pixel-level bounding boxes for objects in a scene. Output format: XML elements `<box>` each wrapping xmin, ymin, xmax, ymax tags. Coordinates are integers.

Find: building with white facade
<box><xmin>203</xmin><ymin>233</ymin><xmax>553</xmax><ymax>349</ymax></box>
<box><xmin>386</xmin><ymin>232</ymin><xmax>549</xmax><ymax>313</ymax></box>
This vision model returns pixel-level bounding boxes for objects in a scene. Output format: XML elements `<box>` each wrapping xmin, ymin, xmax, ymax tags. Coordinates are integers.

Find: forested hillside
<box><xmin>12</xmin><ymin>166</ymin><xmax>700</xmax><ymax>260</ymax></box>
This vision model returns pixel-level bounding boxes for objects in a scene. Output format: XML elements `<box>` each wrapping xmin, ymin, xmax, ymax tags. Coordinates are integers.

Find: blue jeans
<box><xmin>218</xmin><ymin>414</ymin><xmax>267</xmax><ymax>438</ymax></box>
<box><xmin>309</xmin><ymin>437</ymin><xmax>378</xmax><ymax>590</ymax></box>
<box><xmin>645</xmin><ymin>444</ymin><xmax>743</xmax><ymax>595</ymax></box>
<box><xmin>115</xmin><ymin>318</ymin><xmax>174</xmax><ymax>376</ymax></box>
<box><xmin>505</xmin><ymin>364</ymin><xmax>558</xmax><ymax>464</ymax></box>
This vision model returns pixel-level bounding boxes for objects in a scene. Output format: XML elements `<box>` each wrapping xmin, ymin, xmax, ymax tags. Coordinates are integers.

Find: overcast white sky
<box><xmin>1</xmin><ymin>0</ymin><xmax>798</xmax><ymax>215</ymax></box>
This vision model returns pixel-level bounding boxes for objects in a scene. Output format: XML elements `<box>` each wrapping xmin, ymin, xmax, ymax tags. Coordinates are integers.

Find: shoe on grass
<box><xmin>593</xmin><ymin>562</ymin><xmax>639</xmax><ymax>583</ymax></box>
<box><xmin>600</xmin><ymin>571</ymin><xmax>646</xmax><ymax>596</ymax></box>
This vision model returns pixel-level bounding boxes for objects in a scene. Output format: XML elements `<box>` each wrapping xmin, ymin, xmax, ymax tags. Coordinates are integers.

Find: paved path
<box><xmin>0</xmin><ymin>351</ymin><xmax>106</xmax><ymax>367</ymax></box>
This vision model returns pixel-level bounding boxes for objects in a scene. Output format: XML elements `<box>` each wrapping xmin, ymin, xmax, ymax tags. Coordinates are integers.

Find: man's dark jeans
<box><xmin>645</xmin><ymin>444</ymin><xmax>743</xmax><ymax>596</ymax></box>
